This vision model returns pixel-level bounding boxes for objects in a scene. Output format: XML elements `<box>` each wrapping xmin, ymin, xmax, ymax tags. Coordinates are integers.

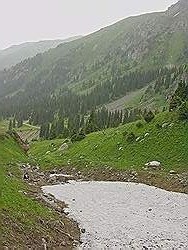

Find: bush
<box><xmin>122</xmin><ymin>130</ymin><xmax>128</xmax><ymax>137</ymax></box>
<box><xmin>155</xmin><ymin>123</ymin><xmax>162</xmax><ymax>129</ymax></box>
<box><xmin>178</xmin><ymin>101</ymin><xmax>188</xmax><ymax>121</ymax></box>
<box><xmin>143</xmin><ymin>110</ymin><xmax>155</xmax><ymax>123</ymax></box>
<box><xmin>126</xmin><ymin>132</ymin><xmax>136</xmax><ymax>143</ymax></box>
<box><xmin>71</xmin><ymin>130</ymin><xmax>86</xmax><ymax>142</ymax></box>
<box><xmin>136</xmin><ymin>121</ymin><xmax>143</xmax><ymax>129</ymax></box>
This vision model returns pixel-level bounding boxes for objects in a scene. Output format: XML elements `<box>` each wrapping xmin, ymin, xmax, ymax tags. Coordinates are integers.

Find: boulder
<box><xmin>145</xmin><ymin>161</ymin><xmax>161</xmax><ymax>169</ymax></box>
<box><xmin>59</xmin><ymin>143</ymin><xmax>69</xmax><ymax>151</ymax></box>
<box><xmin>162</xmin><ymin>123</ymin><xmax>169</xmax><ymax>128</ymax></box>
<box><xmin>144</xmin><ymin>133</ymin><xmax>149</xmax><ymax>137</ymax></box>
<box><xmin>169</xmin><ymin>170</ymin><xmax>177</xmax><ymax>175</ymax></box>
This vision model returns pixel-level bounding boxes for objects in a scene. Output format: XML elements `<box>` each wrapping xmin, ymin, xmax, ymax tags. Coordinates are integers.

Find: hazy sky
<box><xmin>1</xmin><ymin>0</ymin><xmax>178</xmax><ymax>50</ymax></box>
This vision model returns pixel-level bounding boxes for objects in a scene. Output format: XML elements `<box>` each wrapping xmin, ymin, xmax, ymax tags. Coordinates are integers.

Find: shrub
<box><xmin>122</xmin><ymin>130</ymin><xmax>128</xmax><ymax>137</ymax></box>
<box><xmin>136</xmin><ymin>121</ymin><xmax>143</xmax><ymax>129</ymax></box>
<box><xmin>143</xmin><ymin>110</ymin><xmax>155</xmax><ymax>123</ymax></box>
<box><xmin>155</xmin><ymin>123</ymin><xmax>162</xmax><ymax>129</ymax></box>
<box><xmin>126</xmin><ymin>132</ymin><xmax>136</xmax><ymax>143</ymax></box>
<box><xmin>71</xmin><ymin>130</ymin><xmax>86</xmax><ymax>142</ymax></box>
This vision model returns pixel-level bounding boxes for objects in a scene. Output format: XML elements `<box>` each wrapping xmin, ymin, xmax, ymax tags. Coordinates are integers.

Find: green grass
<box><xmin>0</xmin><ymin>135</ymin><xmax>26</xmax><ymax>165</ymax></box>
<box><xmin>0</xmin><ymin>120</ymin><xmax>8</xmax><ymax>134</ymax></box>
<box><xmin>29</xmin><ymin>138</ymin><xmax>66</xmax><ymax>167</ymax></box>
<box><xmin>0</xmin><ymin>129</ymin><xmax>60</xmax><ymax>246</ymax></box>
<box><xmin>30</xmin><ymin>112</ymin><xmax>188</xmax><ymax>172</ymax></box>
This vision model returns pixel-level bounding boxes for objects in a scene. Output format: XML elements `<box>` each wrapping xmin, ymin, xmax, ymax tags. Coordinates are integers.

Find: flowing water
<box><xmin>42</xmin><ymin>181</ymin><xmax>188</xmax><ymax>249</ymax></box>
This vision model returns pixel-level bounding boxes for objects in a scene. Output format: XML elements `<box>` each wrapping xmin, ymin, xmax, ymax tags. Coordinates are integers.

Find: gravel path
<box><xmin>42</xmin><ymin>181</ymin><xmax>188</xmax><ymax>249</ymax></box>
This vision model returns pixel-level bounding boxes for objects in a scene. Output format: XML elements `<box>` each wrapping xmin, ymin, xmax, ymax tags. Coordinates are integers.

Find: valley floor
<box><xmin>1</xmin><ymin>112</ymin><xmax>188</xmax><ymax>248</ymax></box>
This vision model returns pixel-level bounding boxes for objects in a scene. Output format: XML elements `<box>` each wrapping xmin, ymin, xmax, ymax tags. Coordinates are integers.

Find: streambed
<box><xmin>42</xmin><ymin>181</ymin><xmax>188</xmax><ymax>249</ymax></box>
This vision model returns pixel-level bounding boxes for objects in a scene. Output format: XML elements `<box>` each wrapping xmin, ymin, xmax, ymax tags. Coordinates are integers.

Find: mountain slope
<box><xmin>0</xmin><ymin>36</ymin><xmax>81</xmax><ymax>70</ymax></box>
<box><xmin>30</xmin><ymin>112</ymin><xmax>188</xmax><ymax>172</ymax></box>
<box><xmin>0</xmin><ymin>0</ymin><xmax>187</xmax><ymax>124</ymax></box>
<box><xmin>0</xmin><ymin>121</ymin><xmax>80</xmax><ymax>248</ymax></box>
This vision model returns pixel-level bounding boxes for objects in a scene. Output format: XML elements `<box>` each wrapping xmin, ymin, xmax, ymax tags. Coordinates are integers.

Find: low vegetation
<box><xmin>0</xmin><ymin>125</ymin><xmax>79</xmax><ymax>248</ymax></box>
<box><xmin>30</xmin><ymin>112</ymin><xmax>188</xmax><ymax>172</ymax></box>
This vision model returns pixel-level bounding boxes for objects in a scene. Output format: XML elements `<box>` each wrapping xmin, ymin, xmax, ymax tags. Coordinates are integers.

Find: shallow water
<box><xmin>42</xmin><ymin>181</ymin><xmax>188</xmax><ymax>249</ymax></box>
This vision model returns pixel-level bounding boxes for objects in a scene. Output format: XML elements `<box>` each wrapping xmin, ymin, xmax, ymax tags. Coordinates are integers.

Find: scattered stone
<box><xmin>162</xmin><ymin>123</ymin><xmax>169</xmax><ymax>128</ymax></box>
<box><xmin>145</xmin><ymin>161</ymin><xmax>161</xmax><ymax>169</ymax></box>
<box><xmin>81</xmin><ymin>228</ymin><xmax>86</xmax><ymax>233</ymax></box>
<box><xmin>169</xmin><ymin>170</ymin><xmax>177</xmax><ymax>175</ymax></box>
<box><xmin>67</xmin><ymin>159</ymin><xmax>71</xmax><ymax>165</ymax></box>
<box><xmin>58</xmin><ymin>143</ymin><xmax>69</xmax><ymax>151</ymax></box>
<box><xmin>144</xmin><ymin>133</ymin><xmax>149</xmax><ymax>137</ymax></box>
<box><xmin>60</xmin><ymin>241</ymin><xmax>66</xmax><ymax>247</ymax></box>
<box><xmin>23</xmin><ymin>173</ymin><xmax>29</xmax><ymax>180</ymax></box>
<box><xmin>169</xmin><ymin>123</ymin><xmax>174</xmax><ymax>128</ymax></box>
<box><xmin>8</xmin><ymin>172</ymin><xmax>13</xmax><ymax>177</ymax></box>
<box><xmin>42</xmin><ymin>238</ymin><xmax>47</xmax><ymax>250</ymax></box>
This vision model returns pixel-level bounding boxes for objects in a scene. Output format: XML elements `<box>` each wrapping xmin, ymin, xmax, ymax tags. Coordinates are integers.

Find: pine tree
<box><xmin>49</xmin><ymin>122</ymin><xmax>57</xmax><ymax>139</ymax></box>
<box><xmin>8</xmin><ymin>119</ymin><xmax>13</xmax><ymax>131</ymax></box>
<box><xmin>12</xmin><ymin>117</ymin><xmax>16</xmax><ymax>128</ymax></box>
<box><xmin>85</xmin><ymin>110</ymin><xmax>98</xmax><ymax>134</ymax></box>
<box><xmin>17</xmin><ymin>117</ymin><xmax>23</xmax><ymax>128</ymax></box>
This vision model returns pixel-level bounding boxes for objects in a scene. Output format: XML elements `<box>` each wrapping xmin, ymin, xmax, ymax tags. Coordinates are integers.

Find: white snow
<box><xmin>42</xmin><ymin>181</ymin><xmax>188</xmax><ymax>249</ymax></box>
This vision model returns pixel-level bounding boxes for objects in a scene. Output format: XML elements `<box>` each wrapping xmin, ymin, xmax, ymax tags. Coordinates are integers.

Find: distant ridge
<box><xmin>0</xmin><ymin>36</ymin><xmax>82</xmax><ymax>70</ymax></box>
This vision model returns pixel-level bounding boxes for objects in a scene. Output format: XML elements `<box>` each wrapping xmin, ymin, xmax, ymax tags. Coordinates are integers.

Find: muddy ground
<box><xmin>29</xmin><ymin>165</ymin><xmax>188</xmax><ymax>194</ymax></box>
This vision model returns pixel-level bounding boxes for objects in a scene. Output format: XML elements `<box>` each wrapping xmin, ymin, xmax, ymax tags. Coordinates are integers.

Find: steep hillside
<box><xmin>30</xmin><ymin>112</ymin><xmax>188</xmax><ymax>171</ymax></box>
<box><xmin>0</xmin><ymin>36</ymin><xmax>81</xmax><ymax>70</ymax></box>
<box><xmin>0</xmin><ymin>123</ymin><xmax>79</xmax><ymax>249</ymax></box>
<box><xmin>0</xmin><ymin>0</ymin><xmax>187</xmax><ymax>125</ymax></box>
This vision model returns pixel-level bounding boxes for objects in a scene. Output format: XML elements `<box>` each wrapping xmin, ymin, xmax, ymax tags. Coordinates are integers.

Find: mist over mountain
<box><xmin>0</xmin><ymin>36</ymin><xmax>82</xmax><ymax>70</ymax></box>
<box><xmin>0</xmin><ymin>0</ymin><xmax>187</xmax><ymax>125</ymax></box>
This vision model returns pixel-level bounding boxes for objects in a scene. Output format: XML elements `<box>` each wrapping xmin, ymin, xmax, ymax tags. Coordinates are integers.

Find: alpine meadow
<box><xmin>0</xmin><ymin>0</ymin><xmax>188</xmax><ymax>249</ymax></box>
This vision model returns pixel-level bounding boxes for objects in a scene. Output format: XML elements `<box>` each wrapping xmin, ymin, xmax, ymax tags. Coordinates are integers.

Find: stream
<box><xmin>42</xmin><ymin>181</ymin><xmax>188</xmax><ymax>249</ymax></box>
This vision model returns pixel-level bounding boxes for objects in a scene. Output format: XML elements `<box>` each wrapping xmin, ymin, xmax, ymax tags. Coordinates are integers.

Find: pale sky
<box><xmin>1</xmin><ymin>0</ymin><xmax>178</xmax><ymax>50</ymax></box>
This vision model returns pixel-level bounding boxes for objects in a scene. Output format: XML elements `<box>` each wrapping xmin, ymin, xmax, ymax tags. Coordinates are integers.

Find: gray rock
<box><xmin>169</xmin><ymin>170</ymin><xmax>177</xmax><ymax>174</ymax></box>
<box><xmin>145</xmin><ymin>161</ymin><xmax>161</xmax><ymax>169</ymax></box>
<box><xmin>58</xmin><ymin>143</ymin><xmax>69</xmax><ymax>151</ymax></box>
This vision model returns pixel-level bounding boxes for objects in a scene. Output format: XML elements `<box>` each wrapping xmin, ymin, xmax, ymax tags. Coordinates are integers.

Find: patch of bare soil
<box><xmin>2</xmin><ymin>211</ymin><xmax>80</xmax><ymax>250</ymax></box>
<box><xmin>41</xmin><ymin>165</ymin><xmax>188</xmax><ymax>194</ymax></box>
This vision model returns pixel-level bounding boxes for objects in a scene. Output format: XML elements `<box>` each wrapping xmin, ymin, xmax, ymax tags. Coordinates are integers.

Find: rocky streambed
<box><xmin>42</xmin><ymin>181</ymin><xmax>188</xmax><ymax>249</ymax></box>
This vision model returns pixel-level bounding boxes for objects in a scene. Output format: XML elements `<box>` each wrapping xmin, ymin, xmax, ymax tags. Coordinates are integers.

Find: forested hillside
<box><xmin>0</xmin><ymin>0</ymin><xmax>187</xmax><ymax>134</ymax></box>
